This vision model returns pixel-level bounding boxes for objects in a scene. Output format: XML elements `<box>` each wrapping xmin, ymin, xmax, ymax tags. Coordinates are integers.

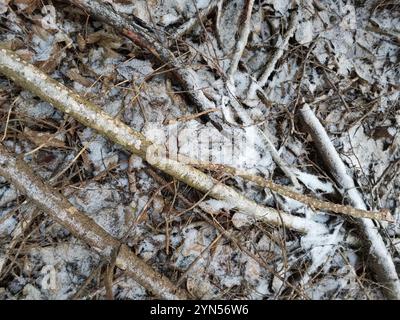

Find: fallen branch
<box><xmin>189</xmin><ymin>161</ymin><xmax>393</xmax><ymax>221</ymax></box>
<box><xmin>220</xmin><ymin>1</ymin><xmax>301</xmax><ymax>187</ymax></box>
<box><xmin>144</xmin><ymin>167</ymin><xmax>311</xmax><ymax>299</ymax></box>
<box><xmin>226</xmin><ymin>0</ymin><xmax>255</xmax><ymax>81</ymax></box>
<box><xmin>0</xmin><ymin>143</ymin><xmax>188</xmax><ymax>300</ymax></box>
<box><xmin>68</xmin><ymin>0</ymin><xmax>300</xmax><ymax>187</ymax></box>
<box><xmin>244</xmin><ymin>8</ymin><xmax>300</xmax><ymax>106</ymax></box>
<box><xmin>172</xmin><ymin>0</ymin><xmax>220</xmax><ymax>40</ymax></box>
<box><xmin>0</xmin><ymin>47</ymin><xmax>326</xmax><ymax>235</ymax></box>
<box><xmin>299</xmin><ymin>103</ymin><xmax>400</xmax><ymax>300</ymax></box>
<box><xmin>259</xmin><ymin>127</ymin><xmax>300</xmax><ymax>188</ymax></box>
<box><xmin>68</xmin><ymin>0</ymin><xmax>216</xmax><ymax>115</ymax></box>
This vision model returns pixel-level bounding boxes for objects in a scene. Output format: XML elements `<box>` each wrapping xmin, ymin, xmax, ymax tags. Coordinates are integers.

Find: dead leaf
<box><xmin>66</xmin><ymin>68</ymin><xmax>93</xmax><ymax>87</ymax></box>
<box><xmin>23</xmin><ymin>127</ymin><xmax>65</xmax><ymax>148</ymax></box>
<box><xmin>13</xmin><ymin>0</ymin><xmax>39</xmax><ymax>14</ymax></box>
<box><xmin>77</xmin><ymin>33</ymin><xmax>86</xmax><ymax>51</ymax></box>
<box><xmin>80</xmin><ymin>150</ymin><xmax>92</xmax><ymax>171</ymax></box>
<box><xmin>86</xmin><ymin>31</ymin><xmax>122</xmax><ymax>49</ymax></box>
<box><xmin>15</xmin><ymin>49</ymin><xmax>34</xmax><ymax>62</ymax></box>
<box><xmin>35</xmin><ymin>43</ymin><xmax>63</xmax><ymax>74</ymax></box>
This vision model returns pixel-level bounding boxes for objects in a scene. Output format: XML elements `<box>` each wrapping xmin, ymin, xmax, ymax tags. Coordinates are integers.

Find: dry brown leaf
<box><xmin>35</xmin><ymin>44</ymin><xmax>63</xmax><ymax>74</ymax></box>
<box><xmin>66</xmin><ymin>68</ymin><xmax>93</xmax><ymax>87</ymax></box>
<box><xmin>13</xmin><ymin>0</ymin><xmax>40</xmax><ymax>14</ymax></box>
<box><xmin>80</xmin><ymin>150</ymin><xmax>92</xmax><ymax>171</ymax></box>
<box><xmin>31</xmin><ymin>24</ymin><xmax>51</xmax><ymax>39</ymax></box>
<box><xmin>182</xmin><ymin>242</ymin><xmax>206</xmax><ymax>257</ymax></box>
<box><xmin>23</xmin><ymin>127</ymin><xmax>65</xmax><ymax>148</ymax></box>
<box><xmin>86</xmin><ymin>31</ymin><xmax>122</xmax><ymax>49</ymax></box>
<box><xmin>186</xmin><ymin>272</ymin><xmax>215</xmax><ymax>299</ymax></box>
<box><xmin>77</xmin><ymin>33</ymin><xmax>86</xmax><ymax>52</ymax></box>
<box><xmin>15</xmin><ymin>49</ymin><xmax>34</xmax><ymax>62</ymax></box>
<box><xmin>0</xmin><ymin>38</ymin><xmax>24</xmax><ymax>51</ymax></box>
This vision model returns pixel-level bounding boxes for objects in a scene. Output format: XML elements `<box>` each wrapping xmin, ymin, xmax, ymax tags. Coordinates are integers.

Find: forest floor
<box><xmin>0</xmin><ymin>0</ymin><xmax>399</xmax><ymax>300</ymax></box>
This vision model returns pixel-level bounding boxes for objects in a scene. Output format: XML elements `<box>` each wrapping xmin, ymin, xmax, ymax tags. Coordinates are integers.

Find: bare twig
<box><xmin>68</xmin><ymin>0</ymin><xmax>300</xmax><ymax>188</ymax></box>
<box><xmin>68</xmin><ymin>0</ymin><xmax>216</xmax><ymax>115</ymax></box>
<box><xmin>190</xmin><ymin>161</ymin><xmax>393</xmax><ymax>221</ymax></box>
<box><xmin>145</xmin><ymin>167</ymin><xmax>310</xmax><ymax>299</ymax></box>
<box><xmin>166</xmin><ymin>108</ymin><xmax>220</xmax><ymax>125</ymax></box>
<box><xmin>225</xmin><ymin>81</ymin><xmax>300</xmax><ymax>188</ymax></box>
<box><xmin>172</xmin><ymin>0</ymin><xmax>220</xmax><ymax>40</ymax></box>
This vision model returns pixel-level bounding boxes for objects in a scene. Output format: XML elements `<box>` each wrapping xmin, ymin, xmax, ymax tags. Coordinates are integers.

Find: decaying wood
<box><xmin>0</xmin><ymin>143</ymin><xmax>188</xmax><ymax>300</ymax></box>
<box><xmin>0</xmin><ymin>47</ymin><xmax>327</xmax><ymax>235</ymax></box>
<box><xmin>299</xmin><ymin>103</ymin><xmax>400</xmax><ymax>300</ymax></box>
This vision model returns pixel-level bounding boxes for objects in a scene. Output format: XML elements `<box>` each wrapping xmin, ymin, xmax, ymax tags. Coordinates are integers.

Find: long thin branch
<box><xmin>0</xmin><ymin>47</ymin><xmax>327</xmax><ymax>235</ymax></box>
<box><xmin>188</xmin><ymin>160</ymin><xmax>392</xmax><ymax>221</ymax></box>
<box><xmin>145</xmin><ymin>167</ymin><xmax>311</xmax><ymax>298</ymax></box>
<box><xmin>67</xmin><ymin>0</ymin><xmax>300</xmax><ymax>187</ymax></box>
<box><xmin>222</xmin><ymin>3</ymin><xmax>301</xmax><ymax>187</ymax></box>
<box><xmin>0</xmin><ymin>144</ymin><xmax>187</xmax><ymax>300</ymax></box>
<box><xmin>299</xmin><ymin>103</ymin><xmax>400</xmax><ymax>300</ymax></box>
<box><xmin>226</xmin><ymin>81</ymin><xmax>300</xmax><ymax>187</ymax></box>
<box><xmin>259</xmin><ymin>128</ymin><xmax>300</xmax><ymax>188</ymax></box>
<box><xmin>245</xmin><ymin>8</ymin><xmax>300</xmax><ymax>106</ymax></box>
<box><xmin>226</xmin><ymin>0</ymin><xmax>255</xmax><ymax>81</ymax></box>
